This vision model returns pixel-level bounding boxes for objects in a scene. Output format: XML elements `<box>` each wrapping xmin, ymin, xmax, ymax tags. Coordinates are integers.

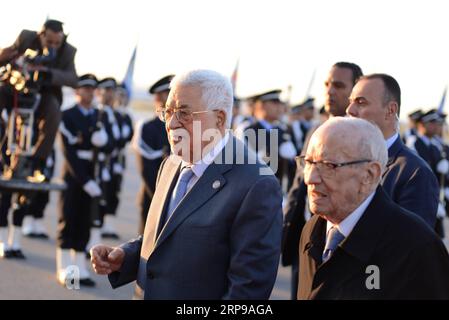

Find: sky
<box><xmin>2</xmin><ymin>0</ymin><xmax>449</xmax><ymax>119</ymax></box>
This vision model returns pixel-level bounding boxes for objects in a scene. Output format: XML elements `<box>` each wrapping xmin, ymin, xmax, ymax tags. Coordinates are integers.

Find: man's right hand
<box><xmin>90</xmin><ymin>245</ymin><xmax>125</xmax><ymax>275</ymax></box>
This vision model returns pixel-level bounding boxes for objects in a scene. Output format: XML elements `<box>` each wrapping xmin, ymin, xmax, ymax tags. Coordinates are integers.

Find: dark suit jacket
<box><xmin>298</xmin><ymin>187</ymin><xmax>449</xmax><ymax>300</ymax></box>
<box><xmin>109</xmin><ymin>137</ymin><xmax>283</xmax><ymax>299</ymax></box>
<box><xmin>382</xmin><ymin>136</ymin><xmax>439</xmax><ymax>227</ymax></box>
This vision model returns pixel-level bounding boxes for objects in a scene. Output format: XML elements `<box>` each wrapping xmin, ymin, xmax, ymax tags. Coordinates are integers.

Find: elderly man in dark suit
<box><xmin>298</xmin><ymin>117</ymin><xmax>449</xmax><ymax>299</ymax></box>
<box><xmin>347</xmin><ymin>73</ymin><xmax>439</xmax><ymax>227</ymax></box>
<box><xmin>0</xmin><ymin>19</ymin><xmax>78</xmax><ymax>174</ymax></box>
<box><xmin>90</xmin><ymin>69</ymin><xmax>283</xmax><ymax>299</ymax></box>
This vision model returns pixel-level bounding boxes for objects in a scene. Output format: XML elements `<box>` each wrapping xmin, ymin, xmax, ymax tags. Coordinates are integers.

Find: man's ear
<box><xmin>386</xmin><ymin>101</ymin><xmax>399</xmax><ymax>120</ymax></box>
<box><xmin>363</xmin><ymin>161</ymin><xmax>382</xmax><ymax>186</ymax></box>
<box><xmin>216</xmin><ymin>109</ymin><xmax>226</xmax><ymax>128</ymax></box>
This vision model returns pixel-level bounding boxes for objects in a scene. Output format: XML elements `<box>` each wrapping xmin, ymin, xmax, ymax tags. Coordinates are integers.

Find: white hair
<box><xmin>321</xmin><ymin>117</ymin><xmax>388</xmax><ymax>171</ymax></box>
<box><xmin>170</xmin><ymin>69</ymin><xmax>233</xmax><ymax>128</ymax></box>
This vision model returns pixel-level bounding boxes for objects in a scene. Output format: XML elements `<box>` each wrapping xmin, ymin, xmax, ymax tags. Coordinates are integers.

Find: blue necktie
<box><xmin>165</xmin><ymin>167</ymin><xmax>194</xmax><ymax>223</ymax></box>
<box><xmin>322</xmin><ymin>227</ymin><xmax>345</xmax><ymax>263</ymax></box>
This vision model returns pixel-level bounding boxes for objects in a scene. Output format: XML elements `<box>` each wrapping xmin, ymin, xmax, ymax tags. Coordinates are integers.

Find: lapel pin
<box><xmin>212</xmin><ymin>180</ymin><xmax>221</xmax><ymax>189</ymax></box>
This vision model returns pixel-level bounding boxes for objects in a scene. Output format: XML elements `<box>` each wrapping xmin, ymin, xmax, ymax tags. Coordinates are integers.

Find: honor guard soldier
<box><xmin>56</xmin><ymin>74</ymin><xmax>112</xmax><ymax>287</ymax></box>
<box><xmin>285</xmin><ymin>99</ymin><xmax>315</xmax><ymax>189</ymax></box>
<box><xmin>408</xmin><ymin>109</ymin><xmax>448</xmax><ymax>238</ymax></box>
<box><xmin>99</xmin><ymin>83</ymin><xmax>134</xmax><ymax>236</ymax></box>
<box><xmin>94</xmin><ymin>77</ymin><xmax>122</xmax><ymax>239</ymax></box>
<box><xmin>132</xmin><ymin>75</ymin><xmax>172</xmax><ymax>234</ymax></box>
<box><xmin>430</xmin><ymin>111</ymin><xmax>449</xmax><ymax>238</ymax></box>
<box><xmin>403</xmin><ymin>109</ymin><xmax>422</xmax><ymax>144</ymax></box>
<box><xmin>114</xmin><ymin>83</ymin><xmax>134</xmax><ymax>174</ymax></box>
<box><xmin>243</xmin><ymin>89</ymin><xmax>296</xmax><ymax>187</ymax></box>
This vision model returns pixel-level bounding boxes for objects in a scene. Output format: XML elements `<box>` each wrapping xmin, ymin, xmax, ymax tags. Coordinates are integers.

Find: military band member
<box><xmin>56</xmin><ymin>74</ymin><xmax>112</xmax><ymax>287</ymax></box>
<box><xmin>243</xmin><ymin>89</ymin><xmax>296</xmax><ymax>186</ymax></box>
<box><xmin>132</xmin><ymin>75</ymin><xmax>172</xmax><ymax>234</ymax></box>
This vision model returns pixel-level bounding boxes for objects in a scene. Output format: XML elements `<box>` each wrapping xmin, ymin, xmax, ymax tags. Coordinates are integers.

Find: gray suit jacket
<box><xmin>109</xmin><ymin>137</ymin><xmax>283</xmax><ymax>299</ymax></box>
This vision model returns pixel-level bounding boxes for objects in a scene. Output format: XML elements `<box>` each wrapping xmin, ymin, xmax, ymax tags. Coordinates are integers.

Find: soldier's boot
<box><xmin>86</xmin><ymin>227</ymin><xmax>102</xmax><ymax>259</ymax></box>
<box><xmin>56</xmin><ymin>248</ymin><xmax>73</xmax><ymax>287</ymax></box>
<box><xmin>101</xmin><ymin>215</ymin><xmax>120</xmax><ymax>239</ymax></box>
<box><xmin>22</xmin><ymin>216</ymin><xmax>35</xmax><ymax>236</ymax></box>
<box><xmin>0</xmin><ymin>227</ymin><xmax>12</xmax><ymax>258</ymax></box>
<box><xmin>7</xmin><ymin>226</ymin><xmax>25</xmax><ymax>259</ymax></box>
<box><xmin>73</xmin><ymin>250</ymin><xmax>95</xmax><ymax>287</ymax></box>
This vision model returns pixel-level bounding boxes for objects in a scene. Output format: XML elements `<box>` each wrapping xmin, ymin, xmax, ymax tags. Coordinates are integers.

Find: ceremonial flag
<box><xmin>122</xmin><ymin>46</ymin><xmax>137</xmax><ymax>99</ymax></box>
<box><xmin>231</xmin><ymin>59</ymin><xmax>239</xmax><ymax>92</ymax></box>
<box><xmin>437</xmin><ymin>86</ymin><xmax>447</xmax><ymax>114</ymax></box>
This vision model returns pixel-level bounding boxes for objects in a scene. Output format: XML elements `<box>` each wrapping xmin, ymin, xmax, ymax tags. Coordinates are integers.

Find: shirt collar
<box><xmin>77</xmin><ymin>105</ymin><xmax>93</xmax><ymax>116</ymax></box>
<box><xmin>181</xmin><ymin>132</ymin><xmax>230</xmax><ymax>179</ymax></box>
<box><xmin>326</xmin><ymin>191</ymin><xmax>376</xmax><ymax>238</ymax></box>
<box><xmin>259</xmin><ymin>120</ymin><xmax>273</xmax><ymax>130</ymax></box>
<box><xmin>385</xmin><ymin>132</ymin><xmax>399</xmax><ymax>150</ymax></box>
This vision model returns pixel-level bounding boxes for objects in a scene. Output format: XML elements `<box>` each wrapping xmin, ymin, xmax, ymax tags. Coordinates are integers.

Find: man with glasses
<box><xmin>347</xmin><ymin>74</ymin><xmax>438</xmax><ymax>227</ymax></box>
<box><xmin>298</xmin><ymin>117</ymin><xmax>449</xmax><ymax>299</ymax></box>
<box><xmin>91</xmin><ymin>69</ymin><xmax>283</xmax><ymax>299</ymax></box>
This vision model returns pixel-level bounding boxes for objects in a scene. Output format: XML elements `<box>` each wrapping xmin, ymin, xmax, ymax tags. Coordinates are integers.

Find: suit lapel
<box><xmin>154</xmin><ymin>161</ymin><xmax>231</xmax><ymax>251</ymax></box>
<box><xmin>152</xmin><ymin>137</ymin><xmax>236</xmax><ymax>253</ymax></box>
<box><xmin>383</xmin><ymin>136</ymin><xmax>401</xmax><ymax>176</ymax></box>
<box><xmin>140</xmin><ymin>155</ymin><xmax>181</xmax><ymax>259</ymax></box>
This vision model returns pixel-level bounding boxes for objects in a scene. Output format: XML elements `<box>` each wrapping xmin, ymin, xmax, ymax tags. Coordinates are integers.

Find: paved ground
<box><xmin>1</xmin><ymin>109</ymin><xmax>448</xmax><ymax>300</ymax></box>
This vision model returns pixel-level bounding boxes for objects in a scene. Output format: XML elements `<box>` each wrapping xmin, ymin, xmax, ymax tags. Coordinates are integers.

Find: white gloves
<box><xmin>91</xmin><ymin>128</ymin><xmax>108</xmax><ymax>147</ymax></box>
<box><xmin>437</xmin><ymin>201</ymin><xmax>446</xmax><ymax>219</ymax></box>
<box><xmin>122</xmin><ymin>124</ymin><xmax>131</xmax><ymax>139</ymax></box>
<box><xmin>279</xmin><ymin>141</ymin><xmax>297</xmax><ymax>160</ymax></box>
<box><xmin>83</xmin><ymin>180</ymin><xmax>102</xmax><ymax>197</ymax></box>
<box><xmin>437</xmin><ymin>159</ymin><xmax>449</xmax><ymax>175</ymax></box>
<box><xmin>113</xmin><ymin>163</ymin><xmax>124</xmax><ymax>174</ymax></box>
<box><xmin>101</xmin><ymin>167</ymin><xmax>111</xmax><ymax>182</ymax></box>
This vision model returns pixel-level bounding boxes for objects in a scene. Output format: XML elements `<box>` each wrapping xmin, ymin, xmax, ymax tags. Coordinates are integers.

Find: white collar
<box><xmin>77</xmin><ymin>105</ymin><xmax>93</xmax><ymax>116</ymax></box>
<box><xmin>326</xmin><ymin>191</ymin><xmax>376</xmax><ymax>238</ymax></box>
<box><xmin>385</xmin><ymin>132</ymin><xmax>399</xmax><ymax>150</ymax></box>
<box><xmin>181</xmin><ymin>132</ymin><xmax>230</xmax><ymax>179</ymax></box>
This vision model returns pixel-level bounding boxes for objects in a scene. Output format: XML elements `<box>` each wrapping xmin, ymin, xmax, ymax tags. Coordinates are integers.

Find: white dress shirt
<box><xmin>180</xmin><ymin>132</ymin><xmax>230</xmax><ymax>193</ymax></box>
<box><xmin>385</xmin><ymin>132</ymin><xmax>399</xmax><ymax>150</ymax></box>
<box><xmin>326</xmin><ymin>191</ymin><xmax>376</xmax><ymax>239</ymax></box>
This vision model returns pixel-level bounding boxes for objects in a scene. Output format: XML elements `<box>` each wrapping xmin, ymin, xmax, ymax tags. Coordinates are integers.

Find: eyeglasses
<box><xmin>157</xmin><ymin>107</ymin><xmax>219</xmax><ymax>123</ymax></box>
<box><xmin>296</xmin><ymin>155</ymin><xmax>372</xmax><ymax>178</ymax></box>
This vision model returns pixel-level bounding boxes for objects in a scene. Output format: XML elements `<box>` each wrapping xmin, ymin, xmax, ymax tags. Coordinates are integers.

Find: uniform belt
<box><xmin>76</xmin><ymin>150</ymin><xmax>105</xmax><ymax>161</ymax></box>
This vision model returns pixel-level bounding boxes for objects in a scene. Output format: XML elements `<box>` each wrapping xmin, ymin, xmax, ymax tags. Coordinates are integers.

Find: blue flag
<box><xmin>122</xmin><ymin>46</ymin><xmax>137</xmax><ymax>99</ymax></box>
<box><xmin>438</xmin><ymin>86</ymin><xmax>447</xmax><ymax>115</ymax></box>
